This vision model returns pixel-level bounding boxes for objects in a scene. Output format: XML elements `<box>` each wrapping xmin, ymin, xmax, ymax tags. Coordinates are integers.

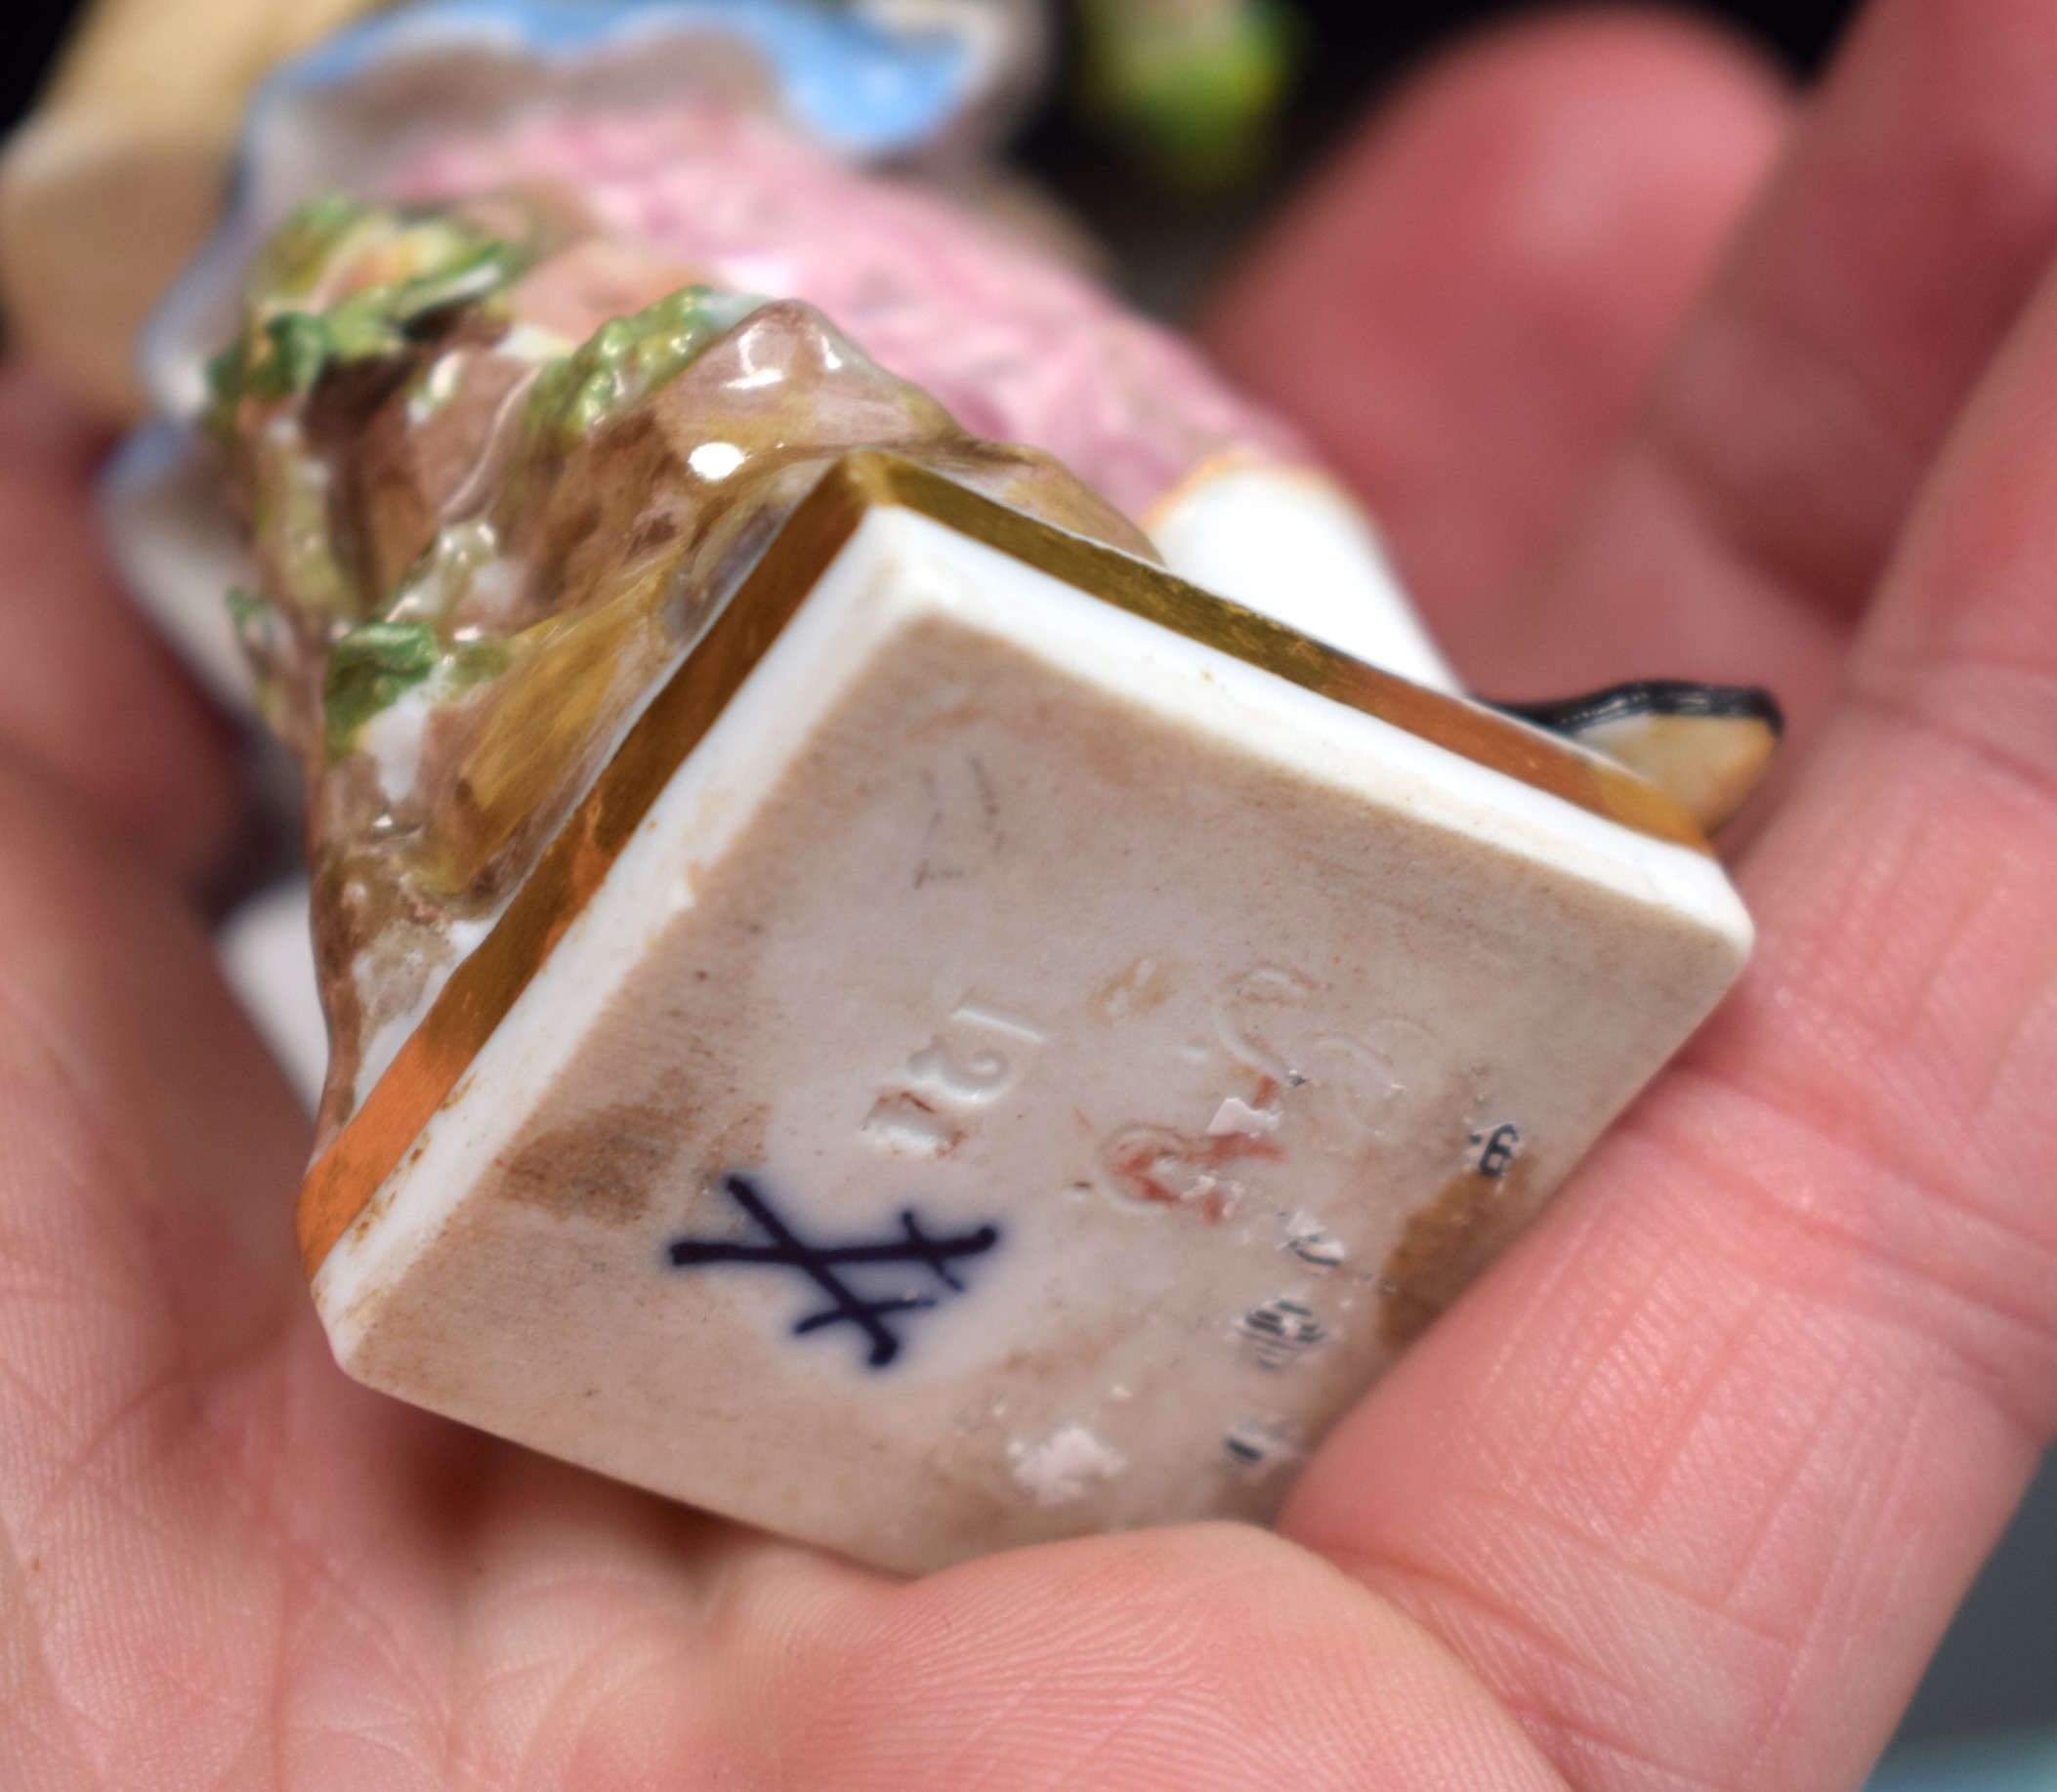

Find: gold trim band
<box><xmin>297</xmin><ymin>451</ymin><xmax>1705</xmax><ymax>1277</ymax></box>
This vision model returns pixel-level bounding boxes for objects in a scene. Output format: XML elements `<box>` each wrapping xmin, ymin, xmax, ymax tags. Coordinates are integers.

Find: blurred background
<box><xmin>0</xmin><ymin>0</ymin><xmax>1865</xmax><ymax>319</ymax></box>
<box><xmin>0</xmin><ymin>0</ymin><xmax>2047</xmax><ymax>1781</ymax></box>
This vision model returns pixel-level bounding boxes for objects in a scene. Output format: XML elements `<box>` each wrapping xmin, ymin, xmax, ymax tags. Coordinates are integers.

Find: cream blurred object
<box><xmin>0</xmin><ymin>0</ymin><xmax>390</xmax><ymax>417</ymax></box>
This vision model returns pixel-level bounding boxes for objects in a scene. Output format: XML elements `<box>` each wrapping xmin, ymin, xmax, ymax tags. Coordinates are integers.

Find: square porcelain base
<box><xmin>308</xmin><ymin>462</ymin><xmax>1750</xmax><ymax>1573</ymax></box>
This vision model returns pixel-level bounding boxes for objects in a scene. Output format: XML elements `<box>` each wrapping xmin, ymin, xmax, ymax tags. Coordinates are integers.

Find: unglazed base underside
<box><xmin>309</xmin><ymin>482</ymin><xmax>1749</xmax><ymax>1573</ymax></box>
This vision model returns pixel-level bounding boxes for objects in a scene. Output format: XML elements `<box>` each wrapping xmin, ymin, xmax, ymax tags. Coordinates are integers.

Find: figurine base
<box><xmin>306</xmin><ymin>456</ymin><xmax>1749</xmax><ymax>1572</ymax></box>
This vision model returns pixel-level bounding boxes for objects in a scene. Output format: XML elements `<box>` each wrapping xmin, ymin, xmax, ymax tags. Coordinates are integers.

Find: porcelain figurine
<box><xmin>1</xmin><ymin>0</ymin><xmax>1779</xmax><ymax>1572</ymax></box>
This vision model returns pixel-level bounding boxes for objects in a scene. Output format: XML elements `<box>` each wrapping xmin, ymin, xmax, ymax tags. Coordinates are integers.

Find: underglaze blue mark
<box><xmin>668</xmin><ymin>1173</ymin><xmax>1000</xmax><ymax>1368</ymax></box>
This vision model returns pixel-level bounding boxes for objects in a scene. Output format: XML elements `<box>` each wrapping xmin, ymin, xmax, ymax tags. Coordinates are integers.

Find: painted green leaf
<box><xmin>526</xmin><ymin>285</ymin><xmax>763</xmax><ymax>442</ymax></box>
<box><xmin>323</xmin><ymin>621</ymin><xmax>443</xmax><ymax>760</ymax></box>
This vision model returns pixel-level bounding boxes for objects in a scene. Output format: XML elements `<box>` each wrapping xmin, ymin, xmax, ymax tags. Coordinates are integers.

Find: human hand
<box><xmin>3</xmin><ymin>2</ymin><xmax>2054</xmax><ymax>1785</ymax></box>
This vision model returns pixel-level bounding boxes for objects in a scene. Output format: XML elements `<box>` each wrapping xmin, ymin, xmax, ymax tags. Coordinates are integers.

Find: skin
<box><xmin>2</xmin><ymin>0</ymin><xmax>2055</xmax><ymax>1783</ymax></box>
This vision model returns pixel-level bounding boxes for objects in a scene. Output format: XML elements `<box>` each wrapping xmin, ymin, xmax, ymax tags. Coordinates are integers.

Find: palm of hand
<box><xmin>5</xmin><ymin>5</ymin><xmax>2057</xmax><ymax>1786</ymax></box>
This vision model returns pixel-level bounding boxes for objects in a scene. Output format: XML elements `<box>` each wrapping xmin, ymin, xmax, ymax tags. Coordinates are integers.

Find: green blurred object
<box><xmin>1075</xmin><ymin>0</ymin><xmax>1301</xmax><ymax>190</ymax></box>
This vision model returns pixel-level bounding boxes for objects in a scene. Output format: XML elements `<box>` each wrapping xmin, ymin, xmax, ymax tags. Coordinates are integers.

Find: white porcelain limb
<box><xmin>1149</xmin><ymin>463</ymin><xmax>1461</xmax><ymax>693</ymax></box>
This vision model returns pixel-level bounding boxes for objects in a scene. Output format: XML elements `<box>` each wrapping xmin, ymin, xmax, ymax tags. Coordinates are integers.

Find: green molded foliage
<box><xmin>322</xmin><ymin>620</ymin><xmax>443</xmax><ymax>760</ymax></box>
<box><xmin>205</xmin><ymin>198</ymin><xmax>535</xmax><ymax>425</ymax></box>
<box><xmin>237</xmin><ymin>193</ymin><xmax>369</xmax><ymax>314</ymax></box>
<box><xmin>214</xmin><ymin>197</ymin><xmax>770</xmax><ymax>758</ymax></box>
<box><xmin>319</xmin><ymin>598</ymin><xmax>522</xmax><ymax>761</ymax></box>
<box><xmin>525</xmin><ymin>284</ymin><xmax>763</xmax><ymax>443</ymax></box>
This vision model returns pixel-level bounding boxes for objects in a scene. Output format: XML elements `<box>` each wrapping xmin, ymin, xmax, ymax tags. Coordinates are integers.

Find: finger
<box><xmin>0</xmin><ymin>753</ymin><xmax>307</xmax><ymax>1388</ymax></box>
<box><xmin>1200</xmin><ymin>7</ymin><xmax>1788</xmax><ymax>665</ymax></box>
<box><xmin>227</xmin><ymin>1474</ymin><xmax>1574</xmax><ymax>1789</ymax></box>
<box><xmin>0</xmin><ymin>747</ymin><xmax>317</xmax><ymax>1772</ymax></box>
<box><xmin>1282</xmin><ymin>251</ymin><xmax>2057</xmax><ymax>1789</ymax></box>
<box><xmin>0</xmin><ymin>363</ymin><xmax>245</xmax><ymax>894</ymax></box>
<box><xmin>747</xmin><ymin>1526</ymin><xmax>1570</xmax><ymax>1792</ymax></box>
<box><xmin>398</xmin><ymin>1517</ymin><xmax>1571</xmax><ymax>1791</ymax></box>
<box><xmin>1495</xmin><ymin>0</ymin><xmax>2057</xmax><ymax>744</ymax></box>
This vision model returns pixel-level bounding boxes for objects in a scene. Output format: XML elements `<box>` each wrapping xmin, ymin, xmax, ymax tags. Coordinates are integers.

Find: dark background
<box><xmin>0</xmin><ymin>0</ymin><xmax>1866</xmax><ymax>147</ymax></box>
<box><xmin>0</xmin><ymin>0</ymin><xmax>2050</xmax><ymax>1762</ymax></box>
<box><xmin>0</xmin><ymin>0</ymin><xmax>1868</xmax><ymax>315</ymax></box>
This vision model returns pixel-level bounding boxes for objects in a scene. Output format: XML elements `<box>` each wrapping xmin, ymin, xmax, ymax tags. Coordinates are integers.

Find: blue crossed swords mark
<box><xmin>667</xmin><ymin>1173</ymin><xmax>1002</xmax><ymax>1368</ymax></box>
